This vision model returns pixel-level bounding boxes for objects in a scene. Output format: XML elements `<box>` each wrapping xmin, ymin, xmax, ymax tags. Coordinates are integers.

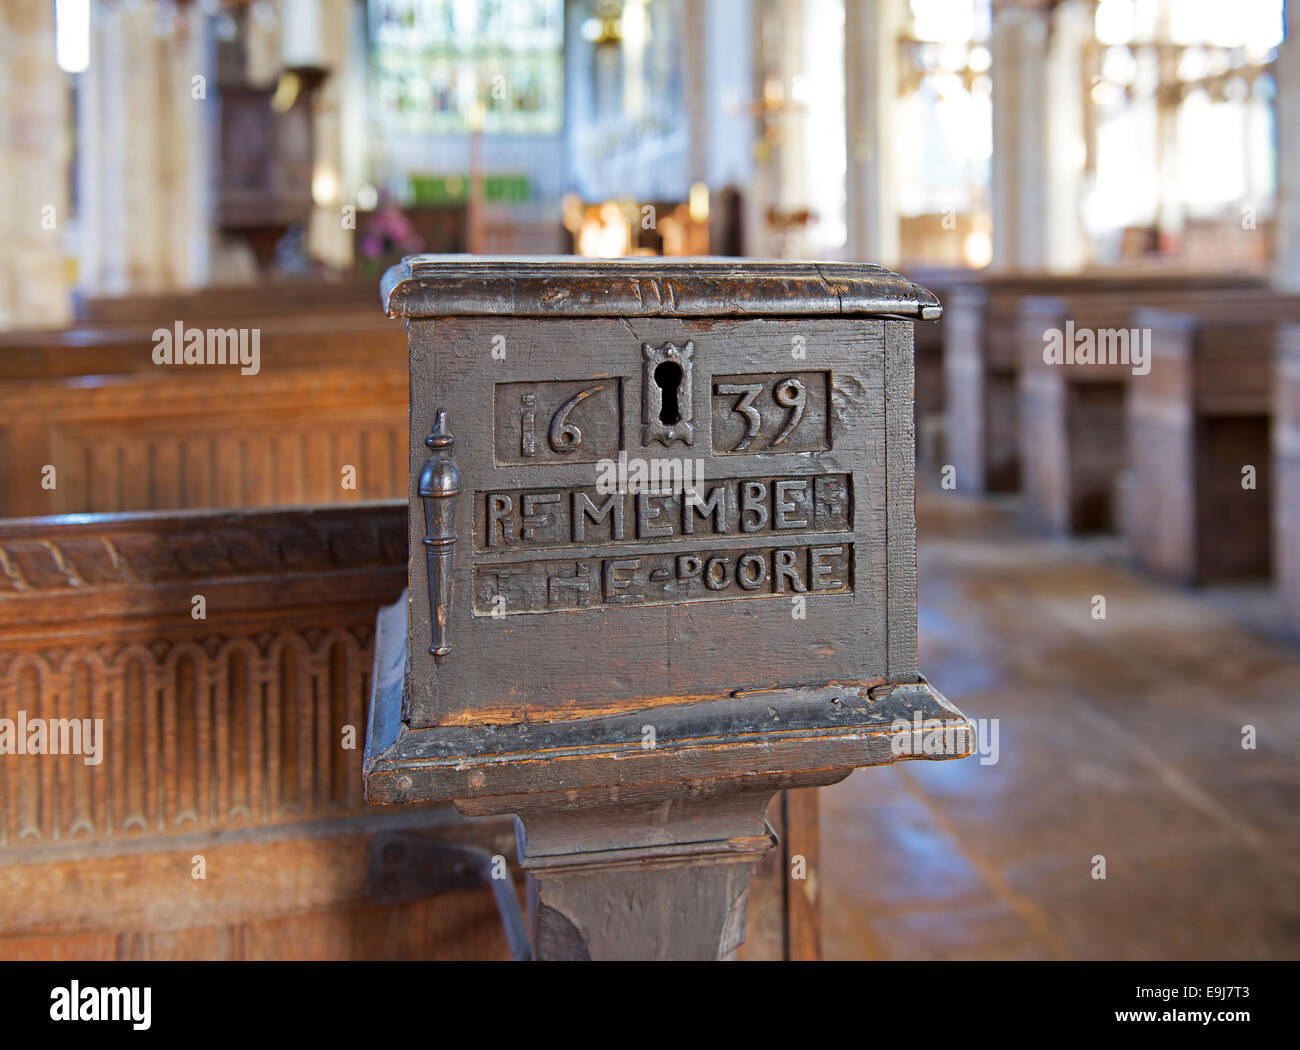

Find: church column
<box><xmin>0</xmin><ymin>0</ymin><xmax>71</xmax><ymax>327</ymax></box>
<box><xmin>991</xmin><ymin>0</ymin><xmax>1089</xmax><ymax>271</ymax></box>
<box><xmin>111</xmin><ymin>1</ymin><xmax>164</xmax><ymax>291</ymax></box>
<box><xmin>684</xmin><ymin>0</ymin><xmax>710</xmax><ymax>187</ymax></box>
<box><xmin>79</xmin><ymin>0</ymin><xmax>213</xmax><ymax>296</ymax></box>
<box><xmin>844</xmin><ymin>0</ymin><xmax>903</xmax><ymax>266</ymax></box>
<box><xmin>1276</xmin><ymin>0</ymin><xmax>1300</xmax><ymax>290</ymax></box>
<box><xmin>991</xmin><ymin>1</ymin><xmax>1047</xmax><ymax>270</ymax></box>
<box><xmin>1044</xmin><ymin>0</ymin><xmax>1089</xmax><ymax>270</ymax></box>
<box><xmin>746</xmin><ymin>0</ymin><xmax>783</xmax><ymax>258</ymax></box>
<box><xmin>292</xmin><ymin>0</ymin><xmax>357</xmax><ymax>272</ymax></box>
<box><xmin>159</xmin><ymin>4</ymin><xmax>213</xmax><ymax>290</ymax></box>
<box><xmin>776</xmin><ymin>0</ymin><xmax>808</xmax><ymax>257</ymax></box>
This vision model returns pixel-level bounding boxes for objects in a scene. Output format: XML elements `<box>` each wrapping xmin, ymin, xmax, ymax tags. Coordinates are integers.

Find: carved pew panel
<box><xmin>0</xmin><ymin>503</ymin><xmax>505</xmax><ymax>960</ymax></box>
<box><xmin>0</xmin><ymin>504</ymin><xmax>407</xmax><ymax>846</ymax></box>
<box><xmin>0</xmin><ymin>503</ymin><xmax>814</xmax><ymax>959</ymax></box>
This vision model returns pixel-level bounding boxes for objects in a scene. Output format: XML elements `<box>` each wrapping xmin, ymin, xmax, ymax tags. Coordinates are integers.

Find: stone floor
<box><xmin>821</xmin><ymin>487</ymin><xmax>1300</xmax><ymax>960</ymax></box>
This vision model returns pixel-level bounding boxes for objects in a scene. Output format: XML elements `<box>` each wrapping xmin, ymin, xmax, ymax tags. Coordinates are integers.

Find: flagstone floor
<box><xmin>821</xmin><ymin>486</ymin><xmax>1300</xmax><ymax>960</ymax></box>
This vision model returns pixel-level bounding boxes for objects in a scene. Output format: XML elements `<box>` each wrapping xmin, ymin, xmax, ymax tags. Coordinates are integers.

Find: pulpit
<box><xmin>364</xmin><ymin>256</ymin><xmax>972</xmax><ymax>960</ymax></box>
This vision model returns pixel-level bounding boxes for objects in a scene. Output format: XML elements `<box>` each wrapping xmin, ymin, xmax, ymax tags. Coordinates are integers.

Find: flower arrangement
<box><xmin>358</xmin><ymin>201</ymin><xmax>425</xmax><ymax>276</ymax></box>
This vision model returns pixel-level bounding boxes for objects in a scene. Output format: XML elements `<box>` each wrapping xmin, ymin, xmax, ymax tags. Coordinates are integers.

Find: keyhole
<box><xmin>654</xmin><ymin>361</ymin><xmax>683</xmax><ymax>425</ymax></box>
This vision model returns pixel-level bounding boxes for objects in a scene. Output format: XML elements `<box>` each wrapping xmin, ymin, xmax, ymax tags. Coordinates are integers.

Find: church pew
<box><xmin>0</xmin><ymin>313</ymin><xmax>407</xmax><ymax>517</ymax></box>
<box><xmin>906</xmin><ymin>267</ymin><xmax>984</xmax><ymax>466</ymax></box>
<box><xmin>0</xmin><ymin>501</ymin><xmax>512</xmax><ymax>959</ymax></box>
<box><xmin>1127</xmin><ymin>299</ymin><xmax>1300</xmax><ymax>585</ymax></box>
<box><xmin>1015</xmin><ymin>287</ymin><xmax>1287</xmax><ymax>535</ymax></box>
<box><xmin>1278</xmin><ymin>325</ymin><xmax>1300</xmax><ymax>635</ymax></box>
<box><xmin>1017</xmin><ymin>295</ymin><xmax>1135</xmax><ymax>533</ymax></box>
<box><xmin>944</xmin><ymin>272</ymin><xmax>1266</xmax><ymax>494</ymax></box>
<box><xmin>0</xmin><ymin>502</ymin><xmax>816</xmax><ymax>959</ymax></box>
<box><xmin>0</xmin><ymin>310</ymin><xmax>404</xmax><ymax>379</ymax></box>
<box><xmin>71</xmin><ymin>278</ymin><xmax>385</xmax><ymax>326</ymax></box>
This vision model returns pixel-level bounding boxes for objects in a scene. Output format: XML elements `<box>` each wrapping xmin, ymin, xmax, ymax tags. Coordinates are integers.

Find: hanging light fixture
<box><xmin>581</xmin><ymin>0</ymin><xmax>625</xmax><ymax>53</ymax></box>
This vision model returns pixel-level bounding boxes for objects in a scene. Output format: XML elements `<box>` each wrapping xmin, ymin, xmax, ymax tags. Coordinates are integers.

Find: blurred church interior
<box><xmin>0</xmin><ymin>0</ymin><xmax>1297</xmax><ymax>961</ymax></box>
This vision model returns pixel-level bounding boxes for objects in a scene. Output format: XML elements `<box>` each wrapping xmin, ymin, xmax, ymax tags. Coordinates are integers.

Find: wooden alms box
<box><xmin>364</xmin><ymin>257</ymin><xmax>966</xmax><ymax>808</ymax></box>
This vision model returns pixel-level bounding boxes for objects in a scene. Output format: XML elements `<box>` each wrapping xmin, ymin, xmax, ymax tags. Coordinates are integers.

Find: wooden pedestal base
<box><xmin>503</xmin><ymin>775</ymin><xmax>845</xmax><ymax>960</ymax></box>
<box><xmin>364</xmin><ymin>595</ymin><xmax>972</xmax><ymax>960</ymax></box>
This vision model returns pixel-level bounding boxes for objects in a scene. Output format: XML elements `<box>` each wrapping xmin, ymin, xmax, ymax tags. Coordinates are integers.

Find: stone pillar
<box><xmin>992</xmin><ymin>0</ymin><xmax>1089</xmax><ymax>271</ymax></box>
<box><xmin>162</xmin><ymin>6</ymin><xmax>214</xmax><ymax>290</ymax></box>
<box><xmin>79</xmin><ymin>0</ymin><xmax>212</xmax><ymax>296</ymax></box>
<box><xmin>744</xmin><ymin>0</ymin><xmax>812</xmax><ymax>258</ymax></box>
<box><xmin>776</xmin><ymin>0</ymin><xmax>808</xmax><ymax>257</ymax></box>
<box><xmin>1044</xmin><ymin>0</ymin><xmax>1090</xmax><ymax>270</ymax></box>
<box><xmin>991</xmin><ymin>2</ymin><xmax>1047</xmax><ymax>270</ymax></box>
<box><xmin>845</xmin><ymin>0</ymin><xmax>903</xmax><ymax>266</ymax></box>
<box><xmin>335</xmin><ymin>0</ymin><xmax>370</xmax><ymax>263</ymax></box>
<box><xmin>304</xmin><ymin>0</ymin><xmax>354</xmax><ymax>271</ymax></box>
<box><xmin>1276</xmin><ymin>0</ymin><xmax>1300</xmax><ymax>290</ymax></box>
<box><xmin>0</xmin><ymin>1</ymin><xmax>71</xmax><ymax>327</ymax></box>
<box><xmin>684</xmin><ymin>0</ymin><xmax>710</xmax><ymax>187</ymax></box>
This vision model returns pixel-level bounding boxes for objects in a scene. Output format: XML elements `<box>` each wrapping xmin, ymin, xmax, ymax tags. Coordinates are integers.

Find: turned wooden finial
<box><xmin>417</xmin><ymin>410</ymin><xmax>460</xmax><ymax>663</ymax></box>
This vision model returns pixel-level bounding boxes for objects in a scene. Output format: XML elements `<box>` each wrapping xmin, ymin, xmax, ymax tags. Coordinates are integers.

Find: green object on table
<box><xmin>410</xmin><ymin>174</ymin><xmax>530</xmax><ymax>205</ymax></box>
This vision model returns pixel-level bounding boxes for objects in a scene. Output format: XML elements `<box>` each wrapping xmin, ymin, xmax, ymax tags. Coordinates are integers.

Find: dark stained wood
<box><xmin>0</xmin><ymin>500</ymin><xmax>816</xmax><ymax>960</ymax></box>
<box><xmin>0</xmin><ymin>312</ymin><xmax>403</xmax><ymax>381</ymax></box>
<box><xmin>216</xmin><ymin>60</ymin><xmax>323</xmax><ymax>271</ymax></box>
<box><xmin>368</xmin><ymin>255</ymin><xmax>969</xmax><ymax>959</ymax></box>
<box><xmin>0</xmin><ymin>502</ymin><xmax>509</xmax><ymax>961</ymax></box>
<box><xmin>403</xmin><ymin>315</ymin><xmax>901</xmax><ymax>729</ymax></box>
<box><xmin>1015</xmin><ymin>289</ymin><xmax>1294</xmax><ymax>540</ymax></box>
<box><xmin>735</xmin><ymin>793</ymin><xmax>788</xmax><ymax>961</ymax></box>
<box><xmin>383</xmin><ymin>256</ymin><xmax>944</xmax><ymax>320</ymax></box>
<box><xmin>0</xmin><ymin>503</ymin><xmax>407</xmax><ymax>848</ymax></box>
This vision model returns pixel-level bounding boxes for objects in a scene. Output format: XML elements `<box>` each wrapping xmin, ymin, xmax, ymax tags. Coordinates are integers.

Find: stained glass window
<box><xmin>368</xmin><ymin>0</ymin><xmax>564</xmax><ymax>136</ymax></box>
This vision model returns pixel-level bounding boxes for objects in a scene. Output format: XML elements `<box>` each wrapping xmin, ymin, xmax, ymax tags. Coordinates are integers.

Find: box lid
<box><xmin>382</xmin><ymin>255</ymin><xmax>942</xmax><ymax>321</ymax></box>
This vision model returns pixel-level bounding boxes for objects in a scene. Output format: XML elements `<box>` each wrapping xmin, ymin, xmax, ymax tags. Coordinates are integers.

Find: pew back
<box><xmin>944</xmin><ymin>272</ymin><xmax>1268</xmax><ymax>494</ymax></box>
<box><xmin>71</xmin><ymin>280</ymin><xmax>385</xmax><ymax>326</ymax></box>
<box><xmin>0</xmin><ymin>315</ymin><xmax>407</xmax><ymax>517</ymax></box>
<box><xmin>1127</xmin><ymin>298</ymin><xmax>1300</xmax><ymax>583</ymax></box>
<box><xmin>0</xmin><ymin>502</ymin><xmax>816</xmax><ymax>959</ymax></box>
